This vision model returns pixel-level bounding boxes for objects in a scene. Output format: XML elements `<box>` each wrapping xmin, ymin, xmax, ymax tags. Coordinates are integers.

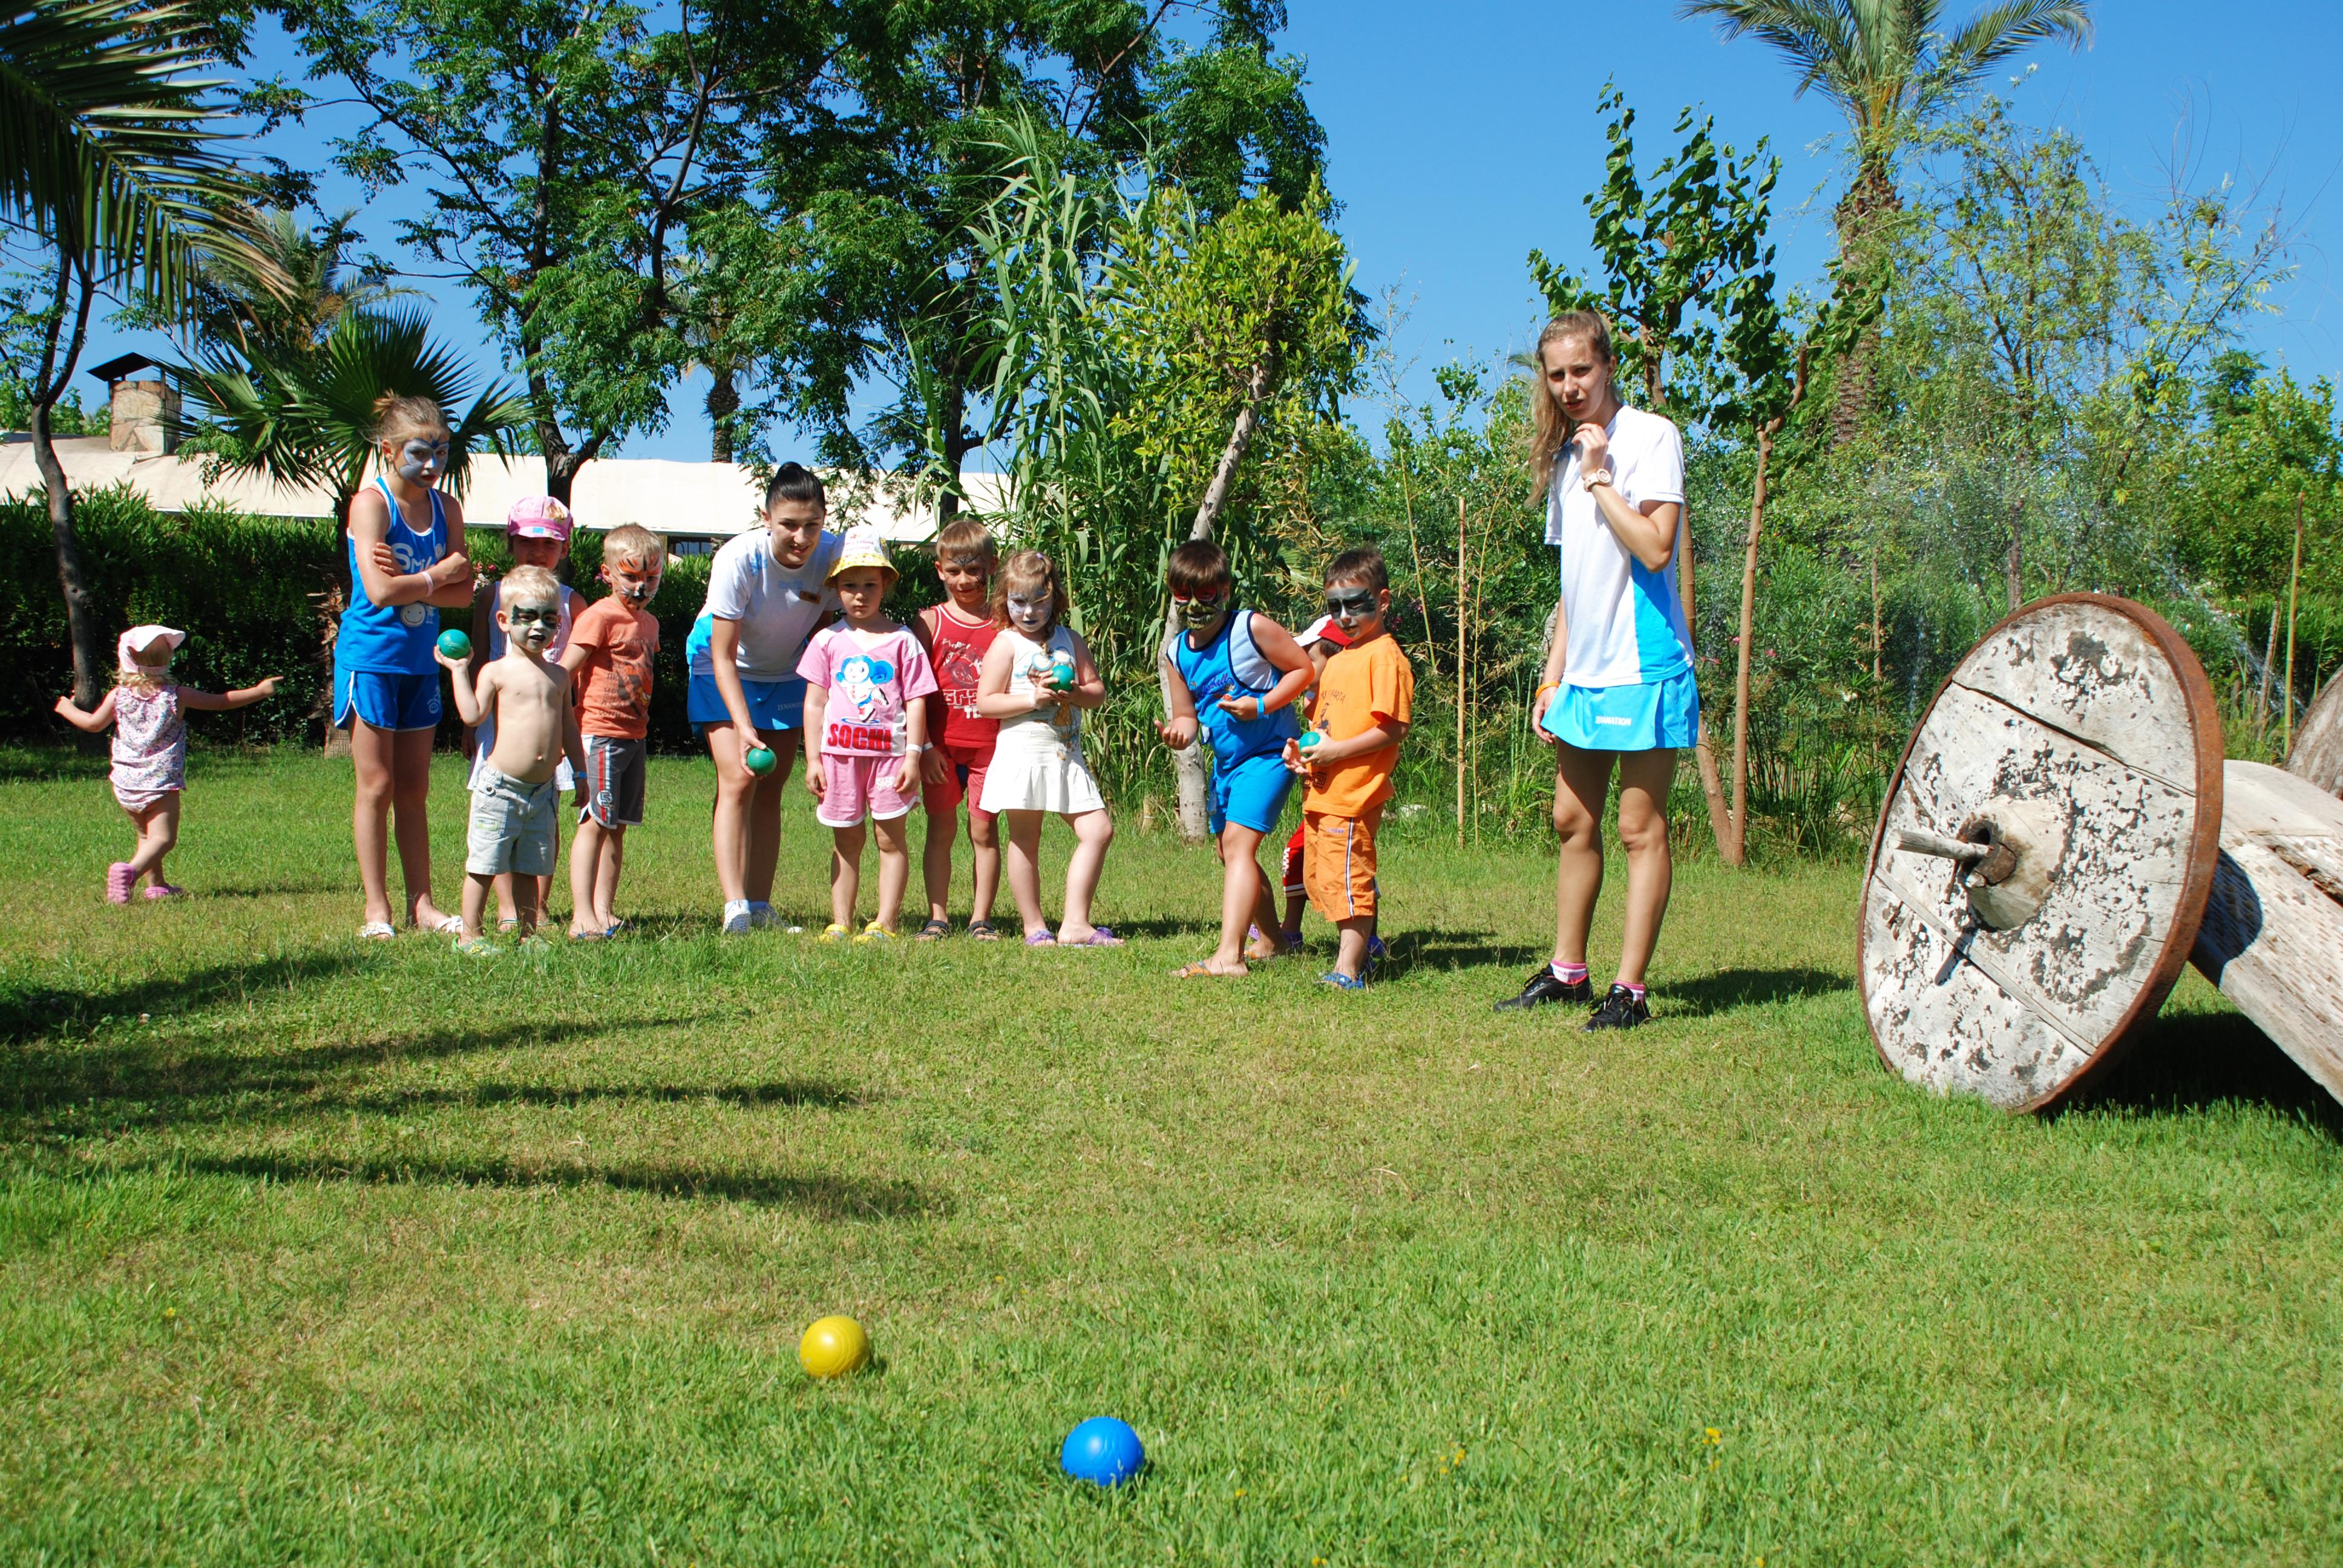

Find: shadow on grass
<box><xmin>0</xmin><ymin>950</ymin><xmax>366</xmax><ymax>1043</ymax></box>
<box><xmin>2058</xmin><ymin>1008</ymin><xmax>2343</xmax><ymax>1138</ymax></box>
<box><xmin>159</xmin><ymin>1149</ymin><xmax>938</xmax><ymax>1216</ymax></box>
<box><xmin>323</xmin><ymin>1079</ymin><xmax>871</xmax><ymax>1115</ymax></box>
<box><xmin>1666</xmin><ymin>967</ymin><xmax>1851</xmax><ymax>1017</ymax></box>
<box><xmin>1372</xmin><ymin>930</ymin><xmax>1515</xmax><ymax>978</ymax></box>
<box><xmin>192</xmin><ymin>880</ymin><xmax>355</xmax><ymax>900</ymax></box>
<box><xmin>1</xmin><ymin>1015</ymin><xmax>709</xmax><ymax>1122</ymax></box>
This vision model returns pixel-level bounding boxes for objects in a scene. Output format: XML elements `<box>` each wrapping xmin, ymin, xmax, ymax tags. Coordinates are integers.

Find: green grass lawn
<box><xmin>2</xmin><ymin>746</ymin><xmax>2338</xmax><ymax>1565</ymax></box>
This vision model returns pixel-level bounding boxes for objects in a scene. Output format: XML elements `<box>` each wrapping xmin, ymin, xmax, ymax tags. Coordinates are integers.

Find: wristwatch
<box><xmin>1582</xmin><ymin>467</ymin><xmax>1616</xmax><ymax>491</ymax></box>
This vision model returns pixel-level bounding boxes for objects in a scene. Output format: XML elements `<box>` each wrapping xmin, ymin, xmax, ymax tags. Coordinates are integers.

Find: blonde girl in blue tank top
<box><xmin>339</xmin><ymin>393</ymin><xmax>477</xmax><ymax>938</ymax></box>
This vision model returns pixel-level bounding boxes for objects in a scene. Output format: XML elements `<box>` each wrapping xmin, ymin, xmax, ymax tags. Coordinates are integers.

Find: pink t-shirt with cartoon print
<box><xmin>797</xmin><ymin>623</ymin><xmax>938</xmax><ymax>756</ymax></box>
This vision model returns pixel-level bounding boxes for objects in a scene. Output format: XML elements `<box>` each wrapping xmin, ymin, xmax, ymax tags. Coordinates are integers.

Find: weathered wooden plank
<box><xmin>1956</xmin><ymin>599</ymin><xmax>2203</xmax><ymax>790</ymax></box>
<box><xmin>2287</xmin><ymin>675</ymin><xmax>2343</xmax><ymax>798</ymax></box>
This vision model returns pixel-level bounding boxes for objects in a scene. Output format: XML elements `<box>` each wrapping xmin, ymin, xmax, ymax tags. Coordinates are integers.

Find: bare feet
<box><xmin>1172</xmin><ymin>957</ymin><xmax>1248</xmax><ymax>978</ymax></box>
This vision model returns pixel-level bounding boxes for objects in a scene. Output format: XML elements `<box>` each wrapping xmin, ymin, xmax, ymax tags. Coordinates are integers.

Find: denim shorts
<box><xmin>467</xmin><ymin>766</ymin><xmax>559</xmax><ymax>876</ymax></box>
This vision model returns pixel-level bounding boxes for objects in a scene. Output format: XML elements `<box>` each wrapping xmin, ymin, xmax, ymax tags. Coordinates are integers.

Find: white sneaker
<box><xmin>747</xmin><ymin>902</ymin><xmax>776</xmax><ymax>929</ymax></box>
<box><xmin>721</xmin><ymin>900</ymin><xmax>752</xmax><ymax>935</ymax></box>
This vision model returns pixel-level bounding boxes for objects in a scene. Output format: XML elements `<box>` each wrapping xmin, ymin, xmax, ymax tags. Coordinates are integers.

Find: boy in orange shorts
<box><xmin>1284</xmin><ymin>547</ymin><xmax>1413</xmax><ymax>990</ymax></box>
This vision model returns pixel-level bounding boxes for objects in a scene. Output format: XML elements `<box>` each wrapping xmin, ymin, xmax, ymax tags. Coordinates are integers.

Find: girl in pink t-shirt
<box><xmin>798</xmin><ymin>533</ymin><xmax>937</xmax><ymax>941</ymax></box>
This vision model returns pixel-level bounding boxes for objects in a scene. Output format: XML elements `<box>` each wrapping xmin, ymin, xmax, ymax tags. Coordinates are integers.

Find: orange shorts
<box><xmin>1303</xmin><ymin>806</ymin><xmax>1381</xmax><ymax>923</ymax></box>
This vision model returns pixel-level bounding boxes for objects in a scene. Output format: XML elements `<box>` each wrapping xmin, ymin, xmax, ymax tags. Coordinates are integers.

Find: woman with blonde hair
<box><xmin>1495</xmin><ymin>312</ymin><xmax>1695</xmax><ymax>1030</ymax></box>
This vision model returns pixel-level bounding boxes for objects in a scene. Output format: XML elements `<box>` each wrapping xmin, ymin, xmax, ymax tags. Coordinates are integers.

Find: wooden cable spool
<box><xmin>1858</xmin><ymin>595</ymin><xmax>2225</xmax><ymax>1112</ymax></box>
<box><xmin>2287</xmin><ymin>673</ymin><xmax>2343</xmax><ymax>797</ymax></box>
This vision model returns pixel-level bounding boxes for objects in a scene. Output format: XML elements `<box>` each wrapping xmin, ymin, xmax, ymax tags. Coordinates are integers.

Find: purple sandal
<box><xmin>1024</xmin><ymin>929</ymin><xmax>1057</xmax><ymax>946</ymax></box>
<box><xmin>1060</xmin><ymin>927</ymin><xmax>1123</xmax><ymax>947</ymax></box>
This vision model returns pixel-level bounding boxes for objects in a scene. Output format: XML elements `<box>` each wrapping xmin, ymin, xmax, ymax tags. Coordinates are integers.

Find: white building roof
<box><xmin>0</xmin><ymin>436</ymin><xmax>1009</xmax><ymax>544</ymax></box>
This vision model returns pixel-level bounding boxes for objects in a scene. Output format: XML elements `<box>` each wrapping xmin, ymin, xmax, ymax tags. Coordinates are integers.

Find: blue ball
<box><xmin>1060</xmin><ymin>1416</ymin><xmax>1144</xmax><ymax>1487</ymax></box>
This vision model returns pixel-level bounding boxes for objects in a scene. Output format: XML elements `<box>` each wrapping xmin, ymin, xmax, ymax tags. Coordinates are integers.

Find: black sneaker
<box><xmin>1495</xmin><ymin>966</ymin><xmax>1594</xmax><ymax>1011</ymax></box>
<box><xmin>1582</xmin><ymin>984</ymin><xmax>1651</xmax><ymax>1031</ymax></box>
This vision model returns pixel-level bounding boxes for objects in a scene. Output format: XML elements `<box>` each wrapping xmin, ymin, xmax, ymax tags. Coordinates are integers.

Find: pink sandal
<box><xmin>143</xmin><ymin>883</ymin><xmax>186</xmax><ymax>900</ymax></box>
<box><xmin>105</xmin><ymin>863</ymin><xmax>135</xmax><ymax>905</ymax></box>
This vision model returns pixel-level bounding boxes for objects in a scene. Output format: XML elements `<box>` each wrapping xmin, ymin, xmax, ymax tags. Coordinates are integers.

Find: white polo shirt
<box><xmin>687</xmin><ymin>528</ymin><xmax>844</xmax><ymax>681</ymax></box>
<box><xmin>1545</xmin><ymin>405</ymin><xmax>1693</xmax><ymax>687</ymax></box>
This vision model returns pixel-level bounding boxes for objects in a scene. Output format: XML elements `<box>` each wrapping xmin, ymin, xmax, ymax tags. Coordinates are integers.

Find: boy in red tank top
<box><xmin>914</xmin><ymin>520</ymin><xmax>1004</xmax><ymax>938</ymax></box>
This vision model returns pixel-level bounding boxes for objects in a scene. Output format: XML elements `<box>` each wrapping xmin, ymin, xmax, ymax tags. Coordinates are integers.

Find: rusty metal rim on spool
<box><xmin>1855</xmin><ymin>593</ymin><xmax>2226</xmax><ymax>1114</ymax></box>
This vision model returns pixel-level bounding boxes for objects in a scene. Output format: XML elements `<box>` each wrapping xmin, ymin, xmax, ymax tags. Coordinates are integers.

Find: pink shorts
<box><xmin>818</xmin><ymin>751</ymin><xmax>917</xmax><ymax>828</ymax></box>
<box><xmin>920</xmin><ymin>739</ymin><xmax>995</xmax><ymax>825</ymax></box>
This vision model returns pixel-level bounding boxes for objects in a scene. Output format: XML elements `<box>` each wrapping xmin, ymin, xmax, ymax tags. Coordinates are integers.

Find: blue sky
<box><xmin>73</xmin><ymin>0</ymin><xmax>2343</xmax><ymax>462</ymax></box>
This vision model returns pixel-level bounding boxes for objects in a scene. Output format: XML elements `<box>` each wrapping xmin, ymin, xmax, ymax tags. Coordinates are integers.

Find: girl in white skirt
<box><xmin>975</xmin><ymin>550</ymin><xmax>1119</xmax><ymax>946</ymax></box>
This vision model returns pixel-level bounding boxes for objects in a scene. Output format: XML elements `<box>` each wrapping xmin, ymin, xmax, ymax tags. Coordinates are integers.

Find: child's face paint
<box><xmin>1325</xmin><ymin>584</ymin><xmax>1388</xmax><ymax>635</ymax></box>
<box><xmin>509</xmin><ymin>535</ymin><xmax>565</xmax><ymax>570</ymax></box>
<box><xmin>605</xmin><ymin>557</ymin><xmax>662</xmax><ymax>606</ymax></box>
<box><xmin>937</xmin><ymin>554</ymin><xmax>993</xmax><ymax>610</ymax></box>
<box><xmin>502</xmin><ymin>598</ymin><xmax>560</xmax><ymax>652</ymax></box>
<box><xmin>1174</xmin><ymin>589</ymin><xmax>1228</xmax><ymax>632</ymax></box>
<box><xmin>1006</xmin><ymin>592</ymin><xmax>1054</xmax><ymax>635</ymax></box>
<box><xmin>391</xmin><ymin>435</ymin><xmax>450</xmax><ymax>485</ymax></box>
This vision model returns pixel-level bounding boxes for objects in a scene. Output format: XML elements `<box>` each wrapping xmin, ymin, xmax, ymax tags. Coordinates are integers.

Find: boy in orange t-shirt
<box><xmin>1283</xmin><ymin>547</ymin><xmax>1413</xmax><ymax>990</ymax></box>
<box><xmin>560</xmin><ymin>524</ymin><xmax>664</xmax><ymax>938</ymax></box>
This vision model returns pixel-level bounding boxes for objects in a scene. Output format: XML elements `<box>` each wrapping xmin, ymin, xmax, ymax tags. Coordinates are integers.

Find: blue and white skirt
<box><xmin>1540</xmin><ymin>667</ymin><xmax>1700</xmax><ymax>751</ymax></box>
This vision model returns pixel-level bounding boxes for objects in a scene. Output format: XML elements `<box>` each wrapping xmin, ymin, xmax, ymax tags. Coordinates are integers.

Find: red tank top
<box><xmin>923</xmin><ymin>604</ymin><xmax>1001</xmax><ymax>751</ymax></box>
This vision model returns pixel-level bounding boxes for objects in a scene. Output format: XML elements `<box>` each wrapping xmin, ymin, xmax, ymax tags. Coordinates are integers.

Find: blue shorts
<box><xmin>1209</xmin><ymin>750</ymin><xmax>1296</xmax><ymax>837</ymax></box>
<box><xmin>1540</xmin><ymin>668</ymin><xmax>1700</xmax><ymax>751</ymax></box>
<box><xmin>335</xmin><ymin>667</ymin><xmax>441</xmax><ymax>732</ymax></box>
<box><xmin>687</xmin><ymin>671</ymin><xmax>805</xmax><ymax>733</ymax></box>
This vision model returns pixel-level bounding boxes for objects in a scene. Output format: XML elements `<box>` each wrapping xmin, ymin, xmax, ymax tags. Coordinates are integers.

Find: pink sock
<box><xmin>1551</xmin><ymin>961</ymin><xmax>1588</xmax><ymax>984</ymax></box>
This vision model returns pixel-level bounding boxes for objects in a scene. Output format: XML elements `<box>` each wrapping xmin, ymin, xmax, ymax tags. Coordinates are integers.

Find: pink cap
<box><xmin>118</xmin><ymin>624</ymin><xmax>185</xmax><ymax>671</ymax></box>
<box><xmin>506</xmin><ymin>495</ymin><xmax>573</xmax><ymax>541</ymax></box>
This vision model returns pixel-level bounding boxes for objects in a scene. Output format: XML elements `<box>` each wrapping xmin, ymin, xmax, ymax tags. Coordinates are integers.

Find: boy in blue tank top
<box><xmin>1158</xmin><ymin>540</ymin><xmax>1315</xmax><ymax>978</ymax></box>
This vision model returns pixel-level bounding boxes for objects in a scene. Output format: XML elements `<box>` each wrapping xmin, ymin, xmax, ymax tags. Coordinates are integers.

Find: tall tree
<box><xmin>1</xmin><ymin>0</ymin><xmax>255</xmax><ymax>706</ymax></box>
<box><xmin>1678</xmin><ymin>0</ymin><xmax>2092</xmax><ymax>441</ymax></box>
<box><xmin>275</xmin><ymin>0</ymin><xmax>833</xmax><ymax>502</ymax></box>
<box><xmin>745</xmin><ymin>0</ymin><xmax>1326</xmax><ymax>507</ymax></box>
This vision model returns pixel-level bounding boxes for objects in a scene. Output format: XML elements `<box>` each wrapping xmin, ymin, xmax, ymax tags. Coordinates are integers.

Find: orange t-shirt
<box><xmin>1303</xmin><ymin>633</ymin><xmax>1413</xmax><ymax>817</ymax></box>
<box><xmin>569</xmin><ymin>595</ymin><xmax>659</xmax><ymax>739</ymax></box>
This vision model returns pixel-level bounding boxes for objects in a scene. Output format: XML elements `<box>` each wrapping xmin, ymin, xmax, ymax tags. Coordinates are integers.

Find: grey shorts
<box><xmin>467</xmin><ymin>766</ymin><xmax>559</xmax><ymax>876</ymax></box>
<box><xmin>578</xmin><ymin>734</ymin><xmax>647</xmax><ymax>829</ymax></box>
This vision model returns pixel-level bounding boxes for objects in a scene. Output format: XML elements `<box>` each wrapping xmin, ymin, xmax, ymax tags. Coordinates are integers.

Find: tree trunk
<box><xmin>1828</xmin><ymin>157</ymin><xmax>1900</xmax><ymax>446</ymax></box>
<box><xmin>30</xmin><ymin>405</ymin><xmax>105</xmax><ymax>711</ymax></box>
<box><xmin>1162</xmin><ymin>362</ymin><xmax>1271</xmax><ymax>841</ymax></box>
<box><xmin>706</xmin><ymin>368</ymin><xmax>739</xmax><ymax>465</ymax></box>
<box><xmin>1724</xmin><ymin>423</ymin><xmax>1777</xmax><ymax>868</ymax></box>
<box><xmin>2005</xmin><ymin>497</ymin><xmax>2025</xmax><ymax>614</ymax></box>
<box><xmin>937</xmin><ymin>378</ymin><xmax>975</xmax><ymax>523</ymax></box>
<box><xmin>29</xmin><ymin>253</ymin><xmax>102</xmax><ymax>711</ymax></box>
<box><xmin>545</xmin><ymin>449</ymin><xmax>584</xmax><ymax>509</ymax></box>
<box><xmin>1680</xmin><ymin>502</ymin><xmax>1731</xmax><ymax>854</ymax></box>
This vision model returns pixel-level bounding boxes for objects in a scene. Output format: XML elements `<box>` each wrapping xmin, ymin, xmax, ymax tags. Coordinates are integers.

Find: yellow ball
<box><xmin>798</xmin><ymin>1315</ymin><xmax>870</xmax><ymax>1379</ymax></box>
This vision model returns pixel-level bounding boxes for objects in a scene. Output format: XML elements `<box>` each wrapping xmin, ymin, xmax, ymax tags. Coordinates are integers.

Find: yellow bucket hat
<box><xmin>828</xmin><ymin>527</ymin><xmax>896</xmax><ymax>582</ymax></box>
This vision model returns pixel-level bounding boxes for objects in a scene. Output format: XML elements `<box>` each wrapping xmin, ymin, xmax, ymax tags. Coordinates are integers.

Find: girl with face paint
<box><xmin>337</xmin><ymin>392</ymin><xmax>477</xmax><ymax>939</ymax></box>
<box><xmin>972</xmin><ymin>550</ymin><xmax>1119</xmax><ymax>946</ymax></box>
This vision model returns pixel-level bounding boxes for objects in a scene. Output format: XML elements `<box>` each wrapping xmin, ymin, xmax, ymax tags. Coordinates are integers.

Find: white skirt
<box><xmin>981</xmin><ymin>733</ymin><xmax>1107</xmax><ymax>815</ymax></box>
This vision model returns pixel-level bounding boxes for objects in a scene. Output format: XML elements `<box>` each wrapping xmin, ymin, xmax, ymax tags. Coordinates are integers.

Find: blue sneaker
<box><xmin>1366</xmin><ymin>933</ymin><xmax>1387</xmax><ymax>965</ymax></box>
<box><xmin>1317</xmin><ymin>969</ymin><xmax>1367</xmax><ymax>991</ymax></box>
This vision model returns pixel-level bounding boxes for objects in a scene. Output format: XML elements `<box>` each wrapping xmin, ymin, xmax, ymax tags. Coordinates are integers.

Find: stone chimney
<box><xmin>88</xmin><ymin>353</ymin><xmax>179</xmax><ymax>454</ymax></box>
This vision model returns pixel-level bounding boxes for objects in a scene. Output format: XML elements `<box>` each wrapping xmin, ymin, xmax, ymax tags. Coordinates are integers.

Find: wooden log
<box><xmin>2192</xmin><ymin>760</ymin><xmax>2343</xmax><ymax>1105</ymax></box>
<box><xmin>2287</xmin><ymin>673</ymin><xmax>2343</xmax><ymax>798</ymax></box>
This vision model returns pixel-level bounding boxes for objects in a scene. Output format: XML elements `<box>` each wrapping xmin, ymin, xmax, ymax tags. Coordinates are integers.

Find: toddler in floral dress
<box><xmin>53</xmin><ymin>626</ymin><xmax>281</xmax><ymax>903</ymax></box>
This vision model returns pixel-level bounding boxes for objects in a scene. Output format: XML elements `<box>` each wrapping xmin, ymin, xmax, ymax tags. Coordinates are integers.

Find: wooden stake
<box><xmin>1457</xmin><ymin>494</ymin><xmax>1467</xmax><ymax>848</ymax></box>
<box><xmin>1870</xmin><ymin>556</ymin><xmax>1883</xmax><ymax>682</ymax></box>
<box><xmin>2257</xmin><ymin>603</ymin><xmax>2279</xmax><ymax>750</ymax></box>
<box><xmin>2284</xmin><ymin>492</ymin><xmax>2305</xmax><ymax>757</ymax></box>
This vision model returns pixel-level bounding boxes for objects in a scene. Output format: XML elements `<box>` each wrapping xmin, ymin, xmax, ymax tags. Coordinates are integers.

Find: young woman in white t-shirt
<box><xmin>1495</xmin><ymin>312</ymin><xmax>1699</xmax><ymax>1030</ymax></box>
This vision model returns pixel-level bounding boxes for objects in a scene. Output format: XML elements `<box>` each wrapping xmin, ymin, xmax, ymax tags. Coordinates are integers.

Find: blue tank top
<box><xmin>338</xmin><ymin>476</ymin><xmax>447</xmax><ymax>675</ymax></box>
<box><xmin>1163</xmin><ymin>608</ymin><xmax>1298</xmax><ymax>766</ymax></box>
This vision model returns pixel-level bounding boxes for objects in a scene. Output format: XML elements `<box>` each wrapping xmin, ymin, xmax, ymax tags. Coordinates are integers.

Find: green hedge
<box><xmin>0</xmin><ymin>486</ymin><xmax>713</xmax><ymax>752</ymax></box>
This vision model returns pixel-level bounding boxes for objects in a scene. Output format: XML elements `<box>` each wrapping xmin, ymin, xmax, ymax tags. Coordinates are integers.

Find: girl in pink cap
<box><xmin>462</xmin><ymin>494</ymin><xmax>582</xmax><ymax>931</ymax></box>
<box><xmin>53</xmin><ymin>626</ymin><xmax>282</xmax><ymax>903</ymax></box>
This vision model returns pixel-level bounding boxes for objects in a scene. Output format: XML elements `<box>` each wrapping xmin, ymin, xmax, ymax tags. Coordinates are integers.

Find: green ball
<box><xmin>744</xmin><ymin>745</ymin><xmax>778</xmax><ymax>777</ymax></box>
<box><xmin>436</xmin><ymin>629</ymin><xmax>471</xmax><ymax>661</ymax></box>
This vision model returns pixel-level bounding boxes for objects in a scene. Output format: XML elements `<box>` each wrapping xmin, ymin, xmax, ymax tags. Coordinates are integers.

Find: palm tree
<box><xmin>1679</xmin><ymin>0</ymin><xmax>2092</xmax><ymax>439</ymax></box>
<box><xmin>168</xmin><ymin>304</ymin><xmax>531</xmax><ymax>744</ymax></box>
<box><xmin>2</xmin><ymin>0</ymin><xmax>258</xmax><ymax>704</ymax></box>
<box><xmin>191</xmin><ymin>206</ymin><xmax>408</xmax><ymax>362</ymax></box>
